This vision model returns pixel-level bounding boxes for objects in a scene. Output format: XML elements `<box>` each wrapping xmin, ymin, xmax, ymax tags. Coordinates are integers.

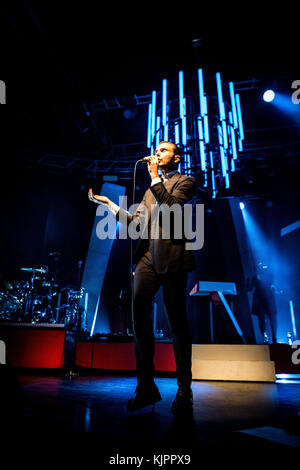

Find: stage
<box><xmin>2</xmin><ymin>370</ymin><xmax>299</xmax><ymax>461</ymax></box>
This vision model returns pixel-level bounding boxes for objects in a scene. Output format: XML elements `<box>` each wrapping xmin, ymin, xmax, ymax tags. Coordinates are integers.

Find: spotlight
<box><xmin>263</xmin><ymin>90</ymin><xmax>275</xmax><ymax>103</ymax></box>
<box><xmin>239</xmin><ymin>202</ymin><xmax>245</xmax><ymax>210</ymax></box>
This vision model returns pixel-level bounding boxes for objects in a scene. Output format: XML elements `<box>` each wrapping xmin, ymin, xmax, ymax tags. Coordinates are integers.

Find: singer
<box><xmin>88</xmin><ymin>141</ymin><xmax>196</xmax><ymax>414</ymax></box>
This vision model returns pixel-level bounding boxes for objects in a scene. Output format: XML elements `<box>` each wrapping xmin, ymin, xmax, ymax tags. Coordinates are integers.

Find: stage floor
<box><xmin>2</xmin><ymin>372</ymin><xmax>300</xmax><ymax>462</ymax></box>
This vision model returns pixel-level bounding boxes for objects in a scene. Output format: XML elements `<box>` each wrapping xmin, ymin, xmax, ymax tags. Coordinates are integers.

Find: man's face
<box><xmin>155</xmin><ymin>142</ymin><xmax>180</xmax><ymax>169</ymax></box>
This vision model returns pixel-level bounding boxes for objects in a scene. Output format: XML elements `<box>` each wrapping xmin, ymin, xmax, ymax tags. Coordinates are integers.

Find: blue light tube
<box><xmin>182</xmin><ymin>97</ymin><xmax>187</xmax><ymax>145</ymax></box>
<box><xmin>198</xmin><ymin>68</ymin><xmax>206</xmax><ymax>117</ymax></box>
<box><xmin>228</xmin><ymin>111</ymin><xmax>237</xmax><ymax>159</ymax></box>
<box><xmin>204</xmin><ymin>113</ymin><xmax>210</xmax><ymax>144</ymax></box>
<box><xmin>221</xmin><ymin>120</ymin><xmax>228</xmax><ymax>149</ymax></box>
<box><xmin>179</xmin><ymin>71</ymin><xmax>184</xmax><ymax>119</ymax></box>
<box><xmin>162</xmin><ymin>79</ymin><xmax>167</xmax><ymax>126</ymax></box>
<box><xmin>147</xmin><ymin>103</ymin><xmax>152</xmax><ymax>149</ymax></box>
<box><xmin>175</xmin><ymin>122</ymin><xmax>180</xmax><ymax>145</ymax></box>
<box><xmin>156</xmin><ymin>116</ymin><xmax>161</xmax><ymax>148</ymax></box>
<box><xmin>229</xmin><ymin>82</ymin><xmax>238</xmax><ymax>129</ymax></box>
<box><xmin>209</xmin><ymin>151</ymin><xmax>216</xmax><ymax>198</ymax></box>
<box><xmin>216</xmin><ymin>72</ymin><xmax>226</xmax><ymax>121</ymax></box>
<box><xmin>217</xmin><ymin>124</ymin><xmax>230</xmax><ymax>188</ymax></box>
<box><xmin>235</xmin><ymin>93</ymin><xmax>244</xmax><ymax>140</ymax></box>
<box><xmin>151</xmin><ymin>90</ymin><xmax>157</xmax><ymax>145</ymax></box>
<box><xmin>164</xmin><ymin>124</ymin><xmax>168</xmax><ymax>141</ymax></box>
<box><xmin>197</xmin><ymin>118</ymin><xmax>206</xmax><ymax>171</ymax></box>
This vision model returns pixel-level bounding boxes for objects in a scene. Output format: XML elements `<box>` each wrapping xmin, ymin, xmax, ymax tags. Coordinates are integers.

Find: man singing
<box><xmin>88</xmin><ymin>141</ymin><xmax>196</xmax><ymax>414</ymax></box>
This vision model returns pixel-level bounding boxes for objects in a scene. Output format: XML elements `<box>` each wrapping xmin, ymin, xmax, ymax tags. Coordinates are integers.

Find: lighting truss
<box><xmin>147</xmin><ymin>69</ymin><xmax>245</xmax><ymax>197</ymax></box>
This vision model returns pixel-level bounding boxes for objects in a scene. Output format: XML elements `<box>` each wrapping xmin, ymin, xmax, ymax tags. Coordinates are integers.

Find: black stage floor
<box><xmin>2</xmin><ymin>371</ymin><xmax>300</xmax><ymax>464</ymax></box>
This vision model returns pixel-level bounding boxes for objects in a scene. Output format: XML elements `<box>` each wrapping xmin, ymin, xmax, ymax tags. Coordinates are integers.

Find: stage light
<box><xmin>151</xmin><ymin>90</ymin><xmax>157</xmax><ymax>153</ymax></box>
<box><xmin>162</xmin><ymin>78</ymin><xmax>168</xmax><ymax>140</ymax></box>
<box><xmin>263</xmin><ymin>90</ymin><xmax>275</xmax><ymax>103</ymax></box>
<box><xmin>239</xmin><ymin>202</ymin><xmax>245</xmax><ymax>210</ymax></box>
<box><xmin>147</xmin><ymin>103</ymin><xmax>152</xmax><ymax>148</ymax></box>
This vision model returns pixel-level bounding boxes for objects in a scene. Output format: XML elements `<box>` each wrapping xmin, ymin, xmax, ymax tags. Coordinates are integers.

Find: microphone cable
<box><xmin>130</xmin><ymin>159</ymin><xmax>144</xmax><ymax>334</ymax></box>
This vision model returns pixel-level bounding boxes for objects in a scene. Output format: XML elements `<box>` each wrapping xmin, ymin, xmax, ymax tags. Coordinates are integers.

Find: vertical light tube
<box><xmin>216</xmin><ymin>72</ymin><xmax>225</xmax><ymax>120</ymax></box>
<box><xmin>235</xmin><ymin>93</ymin><xmax>244</xmax><ymax>152</ymax></box>
<box><xmin>203</xmin><ymin>113</ymin><xmax>209</xmax><ymax>144</ymax></box>
<box><xmin>147</xmin><ymin>103</ymin><xmax>152</xmax><ymax>149</ymax></box>
<box><xmin>163</xmin><ymin>78</ymin><xmax>169</xmax><ymax>140</ymax></box>
<box><xmin>217</xmin><ymin>123</ymin><xmax>230</xmax><ymax>188</ymax></box>
<box><xmin>198</xmin><ymin>68</ymin><xmax>205</xmax><ymax>116</ymax></box>
<box><xmin>229</xmin><ymin>81</ymin><xmax>238</xmax><ymax>129</ymax></box>
<box><xmin>289</xmin><ymin>300</ymin><xmax>297</xmax><ymax>340</ymax></box>
<box><xmin>182</xmin><ymin>97</ymin><xmax>187</xmax><ymax>146</ymax></box>
<box><xmin>216</xmin><ymin>73</ymin><xmax>228</xmax><ymax>149</ymax></box>
<box><xmin>209</xmin><ymin>151</ymin><xmax>216</xmax><ymax>198</ymax></box>
<box><xmin>151</xmin><ymin>90</ymin><xmax>157</xmax><ymax>153</ymax></box>
<box><xmin>179</xmin><ymin>71</ymin><xmax>187</xmax><ymax>162</ymax></box>
<box><xmin>235</xmin><ymin>93</ymin><xmax>244</xmax><ymax>140</ymax></box>
<box><xmin>164</xmin><ymin>123</ymin><xmax>169</xmax><ymax>141</ymax></box>
<box><xmin>175</xmin><ymin>122</ymin><xmax>180</xmax><ymax>145</ymax></box>
<box><xmin>198</xmin><ymin>68</ymin><xmax>209</xmax><ymax>144</ymax></box>
<box><xmin>228</xmin><ymin>111</ymin><xmax>238</xmax><ymax>160</ymax></box>
<box><xmin>156</xmin><ymin>116</ymin><xmax>161</xmax><ymax>148</ymax></box>
<box><xmin>90</xmin><ymin>295</ymin><xmax>100</xmax><ymax>337</ymax></box>
<box><xmin>162</xmin><ymin>78</ymin><xmax>167</xmax><ymax>141</ymax></box>
<box><xmin>179</xmin><ymin>71</ymin><xmax>184</xmax><ymax>118</ymax></box>
<box><xmin>174</xmin><ymin>122</ymin><xmax>181</xmax><ymax>172</ymax></box>
<box><xmin>197</xmin><ymin>118</ymin><xmax>206</xmax><ymax>172</ymax></box>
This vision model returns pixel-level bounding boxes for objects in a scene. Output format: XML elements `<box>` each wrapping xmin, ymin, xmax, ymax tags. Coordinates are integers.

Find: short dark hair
<box><xmin>159</xmin><ymin>141</ymin><xmax>182</xmax><ymax>158</ymax></box>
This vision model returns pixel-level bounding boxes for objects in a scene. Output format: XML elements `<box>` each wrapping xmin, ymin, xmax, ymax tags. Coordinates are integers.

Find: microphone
<box><xmin>139</xmin><ymin>156</ymin><xmax>158</xmax><ymax>163</ymax></box>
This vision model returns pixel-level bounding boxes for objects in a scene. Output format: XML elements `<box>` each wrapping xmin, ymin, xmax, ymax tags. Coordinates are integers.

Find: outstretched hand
<box><xmin>88</xmin><ymin>188</ymin><xmax>110</xmax><ymax>205</ymax></box>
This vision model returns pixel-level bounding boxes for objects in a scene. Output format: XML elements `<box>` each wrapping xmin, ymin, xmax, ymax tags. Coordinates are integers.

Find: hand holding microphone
<box><xmin>142</xmin><ymin>155</ymin><xmax>159</xmax><ymax>179</ymax></box>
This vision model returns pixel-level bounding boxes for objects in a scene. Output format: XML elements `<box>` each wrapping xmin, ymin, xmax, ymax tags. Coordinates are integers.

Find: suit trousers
<box><xmin>133</xmin><ymin>251</ymin><xmax>192</xmax><ymax>388</ymax></box>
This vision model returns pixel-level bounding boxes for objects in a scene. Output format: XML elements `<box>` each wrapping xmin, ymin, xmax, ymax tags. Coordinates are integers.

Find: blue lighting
<box><xmin>216</xmin><ymin>72</ymin><xmax>226</xmax><ymax>120</ymax></box>
<box><xmin>235</xmin><ymin>93</ymin><xmax>244</xmax><ymax>140</ymax></box>
<box><xmin>197</xmin><ymin>118</ymin><xmax>207</xmax><ymax>172</ymax></box>
<box><xmin>209</xmin><ymin>151</ymin><xmax>216</xmax><ymax>198</ymax></box>
<box><xmin>235</xmin><ymin>93</ymin><xmax>244</xmax><ymax>152</ymax></box>
<box><xmin>239</xmin><ymin>202</ymin><xmax>245</xmax><ymax>210</ymax></box>
<box><xmin>162</xmin><ymin>79</ymin><xmax>167</xmax><ymax>126</ymax></box>
<box><xmin>144</xmin><ymin>68</ymin><xmax>246</xmax><ymax>197</ymax></box>
<box><xmin>198</xmin><ymin>68</ymin><xmax>210</xmax><ymax>144</ymax></box>
<box><xmin>179</xmin><ymin>72</ymin><xmax>187</xmax><ymax>156</ymax></box>
<box><xmin>229</xmin><ymin>81</ymin><xmax>238</xmax><ymax>129</ymax></box>
<box><xmin>217</xmin><ymin>123</ymin><xmax>230</xmax><ymax>188</ymax></box>
<box><xmin>147</xmin><ymin>103</ymin><xmax>152</xmax><ymax>149</ymax></box>
<box><xmin>162</xmin><ymin>78</ymin><xmax>168</xmax><ymax>140</ymax></box>
<box><xmin>182</xmin><ymin>97</ymin><xmax>187</xmax><ymax>146</ymax></box>
<box><xmin>151</xmin><ymin>90</ymin><xmax>157</xmax><ymax>153</ymax></box>
<box><xmin>156</xmin><ymin>115</ymin><xmax>161</xmax><ymax>148</ymax></box>
<box><xmin>289</xmin><ymin>300</ymin><xmax>298</xmax><ymax>340</ymax></box>
<box><xmin>174</xmin><ymin>122</ymin><xmax>180</xmax><ymax>145</ymax></box>
<box><xmin>179</xmin><ymin>71</ymin><xmax>185</xmax><ymax>119</ymax></box>
<box><xmin>263</xmin><ymin>89</ymin><xmax>275</xmax><ymax>103</ymax></box>
<box><xmin>228</xmin><ymin>111</ymin><xmax>238</xmax><ymax>159</ymax></box>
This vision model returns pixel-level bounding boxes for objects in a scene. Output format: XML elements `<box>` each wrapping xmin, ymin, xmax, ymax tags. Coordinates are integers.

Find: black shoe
<box><xmin>171</xmin><ymin>385</ymin><xmax>193</xmax><ymax>415</ymax></box>
<box><xmin>127</xmin><ymin>383</ymin><xmax>162</xmax><ymax>412</ymax></box>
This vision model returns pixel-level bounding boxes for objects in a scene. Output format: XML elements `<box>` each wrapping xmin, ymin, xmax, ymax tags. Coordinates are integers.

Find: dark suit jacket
<box><xmin>116</xmin><ymin>172</ymin><xmax>197</xmax><ymax>273</ymax></box>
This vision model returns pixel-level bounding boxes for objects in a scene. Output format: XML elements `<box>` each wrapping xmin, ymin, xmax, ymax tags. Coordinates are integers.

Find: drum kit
<box><xmin>0</xmin><ymin>265</ymin><xmax>86</xmax><ymax>331</ymax></box>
